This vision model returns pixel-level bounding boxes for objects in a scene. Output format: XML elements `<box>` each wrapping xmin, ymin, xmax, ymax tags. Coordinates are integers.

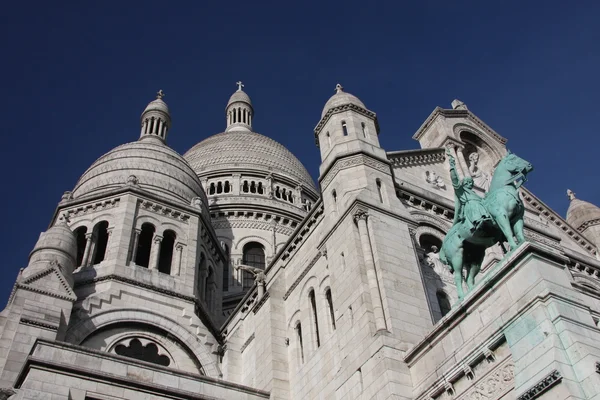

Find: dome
<box><xmin>567</xmin><ymin>190</ymin><xmax>600</xmax><ymax>231</ymax></box>
<box><xmin>143</xmin><ymin>98</ymin><xmax>170</xmax><ymax>114</ymax></box>
<box><xmin>25</xmin><ymin>222</ymin><xmax>77</xmax><ymax>279</ymax></box>
<box><xmin>184</xmin><ymin>131</ymin><xmax>317</xmax><ymax>191</ymax></box>
<box><xmin>321</xmin><ymin>84</ymin><xmax>366</xmax><ymax>118</ymax></box>
<box><xmin>227</xmin><ymin>90</ymin><xmax>252</xmax><ymax>108</ymax></box>
<box><xmin>73</xmin><ymin>141</ymin><xmax>207</xmax><ymax>205</ymax></box>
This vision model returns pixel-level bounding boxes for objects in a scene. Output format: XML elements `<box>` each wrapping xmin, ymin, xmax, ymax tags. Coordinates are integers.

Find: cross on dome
<box><xmin>236</xmin><ymin>81</ymin><xmax>244</xmax><ymax>91</ymax></box>
<box><xmin>156</xmin><ymin>89</ymin><xmax>165</xmax><ymax>99</ymax></box>
<box><xmin>567</xmin><ymin>189</ymin><xmax>576</xmax><ymax>201</ymax></box>
<box><xmin>335</xmin><ymin>83</ymin><xmax>344</xmax><ymax>93</ymax></box>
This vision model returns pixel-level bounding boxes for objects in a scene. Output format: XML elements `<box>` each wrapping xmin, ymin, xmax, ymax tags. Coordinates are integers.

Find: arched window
<box><xmin>275</xmin><ymin>186</ymin><xmax>281</xmax><ymax>199</ymax></box>
<box><xmin>209</xmin><ymin>182</ymin><xmax>215</xmax><ymax>195</ymax></box>
<box><xmin>361</xmin><ymin>122</ymin><xmax>368</xmax><ymax>138</ymax></box>
<box><xmin>332</xmin><ymin>190</ymin><xmax>337</xmax><ymax>210</ymax></box>
<box><xmin>243</xmin><ymin>181</ymin><xmax>249</xmax><ymax>193</ymax></box>
<box><xmin>217</xmin><ymin>182</ymin><xmax>223</xmax><ymax>194</ymax></box>
<box><xmin>295</xmin><ymin>322</ymin><xmax>304</xmax><ymax>364</ymax></box>
<box><xmin>237</xmin><ymin>108</ymin><xmax>241</xmax><ymax>123</ymax></box>
<box><xmin>115</xmin><ymin>338</ymin><xmax>170</xmax><ymax>367</ymax></box>
<box><xmin>326</xmin><ymin>131</ymin><xmax>331</xmax><ymax>147</ymax></box>
<box><xmin>222</xmin><ymin>244</ymin><xmax>230</xmax><ymax>292</ymax></box>
<box><xmin>198</xmin><ymin>253</ymin><xmax>206</xmax><ymax>295</ymax></box>
<box><xmin>257</xmin><ymin>182</ymin><xmax>264</xmax><ymax>194</ymax></box>
<box><xmin>376</xmin><ymin>179</ymin><xmax>384</xmax><ymax>203</ymax></box>
<box><xmin>437</xmin><ymin>291</ymin><xmax>452</xmax><ymax>317</ymax></box>
<box><xmin>341</xmin><ymin>121</ymin><xmax>348</xmax><ymax>136</ymax></box>
<box><xmin>149</xmin><ymin>117</ymin><xmax>155</xmax><ymax>134</ymax></box>
<box><xmin>250</xmin><ymin>181</ymin><xmax>257</xmax><ymax>193</ymax></box>
<box><xmin>135</xmin><ymin>223</ymin><xmax>155</xmax><ymax>268</ymax></box>
<box><xmin>158</xmin><ymin>230</ymin><xmax>176</xmax><ymax>275</ymax></box>
<box><xmin>92</xmin><ymin>221</ymin><xmax>109</xmax><ymax>265</ymax></box>
<box><xmin>309</xmin><ymin>290</ymin><xmax>320</xmax><ymax>348</ymax></box>
<box><xmin>206</xmin><ymin>266</ymin><xmax>215</xmax><ymax>309</ymax></box>
<box><xmin>224</xmin><ymin>181</ymin><xmax>230</xmax><ymax>193</ymax></box>
<box><xmin>325</xmin><ymin>288</ymin><xmax>336</xmax><ymax>331</ymax></box>
<box><xmin>74</xmin><ymin>226</ymin><xmax>87</xmax><ymax>267</ymax></box>
<box><xmin>242</xmin><ymin>242</ymin><xmax>265</xmax><ymax>289</ymax></box>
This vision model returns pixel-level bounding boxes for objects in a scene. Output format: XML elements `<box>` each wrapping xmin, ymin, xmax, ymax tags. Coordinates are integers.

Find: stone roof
<box><xmin>142</xmin><ymin>98</ymin><xmax>170</xmax><ymax>114</ymax></box>
<box><xmin>184</xmin><ymin>131</ymin><xmax>316</xmax><ymax>191</ymax></box>
<box><xmin>72</xmin><ymin>141</ymin><xmax>206</xmax><ymax>205</ymax></box>
<box><xmin>321</xmin><ymin>85</ymin><xmax>366</xmax><ymax>118</ymax></box>
<box><xmin>567</xmin><ymin>194</ymin><xmax>600</xmax><ymax>231</ymax></box>
<box><xmin>227</xmin><ymin>90</ymin><xmax>252</xmax><ymax>108</ymax></box>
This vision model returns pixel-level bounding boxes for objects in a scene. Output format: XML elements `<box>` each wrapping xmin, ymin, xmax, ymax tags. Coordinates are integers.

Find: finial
<box><xmin>156</xmin><ymin>89</ymin><xmax>165</xmax><ymax>99</ymax></box>
<box><xmin>335</xmin><ymin>83</ymin><xmax>344</xmax><ymax>93</ymax></box>
<box><xmin>236</xmin><ymin>81</ymin><xmax>244</xmax><ymax>92</ymax></box>
<box><xmin>567</xmin><ymin>189</ymin><xmax>576</xmax><ymax>201</ymax></box>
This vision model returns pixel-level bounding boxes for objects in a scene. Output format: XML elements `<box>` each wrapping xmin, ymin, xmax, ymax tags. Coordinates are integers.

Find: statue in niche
<box><xmin>468</xmin><ymin>152</ymin><xmax>490</xmax><ymax>191</ymax></box>
<box><xmin>425</xmin><ymin>171</ymin><xmax>446</xmax><ymax>189</ymax></box>
<box><xmin>424</xmin><ymin>245</ymin><xmax>450</xmax><ymax>277</ymax></box>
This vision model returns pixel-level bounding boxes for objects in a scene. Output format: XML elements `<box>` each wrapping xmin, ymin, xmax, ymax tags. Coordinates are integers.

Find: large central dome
<box><xmin>184</xmin><ymin>130</ymin><xmax>316</xmax><ymax>190</ymax></box>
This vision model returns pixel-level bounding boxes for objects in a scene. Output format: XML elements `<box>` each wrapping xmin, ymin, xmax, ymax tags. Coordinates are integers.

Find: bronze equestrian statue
<box><xmin>439</xmin><ymin>148</ymin><xmax>533</xmax><ymax>301</ymax></box>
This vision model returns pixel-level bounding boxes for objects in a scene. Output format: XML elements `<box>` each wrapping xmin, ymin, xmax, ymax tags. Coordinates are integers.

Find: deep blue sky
<box><xmin>1</xmin><ymin>1</ymin><xmax>598</xmax><ymax>303</ymax></box>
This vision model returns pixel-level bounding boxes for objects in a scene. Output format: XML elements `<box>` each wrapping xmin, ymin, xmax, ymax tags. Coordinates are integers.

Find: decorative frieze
<box><xmin>455</xmin><ymin>361</ymin><xmax>514</xmax><ymax>400</ymax></box>
<box><xmin>64</xmin><ymin>198</ymin><xmax>120</xmax><ymax>218</ymax></box>
<box><xmin>240</xmin><ymin>333</ymin><xmax>255</xmax><ymax>353</ymax></box>
<box><xmin>517</xmin><ymin>370</ymin><xmax>561</xmax><ymax>400</ymax></box>
<box><xmin>139</xmin><ymin>200</ymin><xmax>190</xmax><ymax>223</ymax></box>
<box><xmin>389</xmin><ymin>149</ymin><xmax>446</xmax><ymax>168</ymax></box>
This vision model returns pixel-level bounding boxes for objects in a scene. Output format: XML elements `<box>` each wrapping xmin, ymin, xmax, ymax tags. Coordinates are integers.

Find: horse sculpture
<box><xmin>439</xmin><ymin>149</ymin><xmax>534</xmax><ymax>301</ymax></box>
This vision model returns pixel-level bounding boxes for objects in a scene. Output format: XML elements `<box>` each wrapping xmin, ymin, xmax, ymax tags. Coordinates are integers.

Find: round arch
<box><xmin>64</xmin><ymin>308</ymin><xmax>219</xmax><ymax>377</ymax></box>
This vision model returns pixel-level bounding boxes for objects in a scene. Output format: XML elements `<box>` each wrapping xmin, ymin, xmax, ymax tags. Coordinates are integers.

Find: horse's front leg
<box><xmin>492</xmin><ymin>210</ymin><xmax>518</xmax><ymax>250</ymax></box>
<box><xmin>512</xmin><ymin>208</ymin><xmax>526</xmax><ymax>245</ymax></box>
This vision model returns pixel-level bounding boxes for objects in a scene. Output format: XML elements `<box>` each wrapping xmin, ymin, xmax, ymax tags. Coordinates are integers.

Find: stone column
<box><xmin>81</xmin><ymin>233</ymin><xmax>93</xmax><ymax>268</ymax></box>
<box><xmin>129</xmin><ymin>228</ymin><xmax>141</xmax><ymax>264</ymax></box>
<box><xmin>266</xmin><ymin>174</ymin><xmax>273</xmax><ymax>198</ymax></box>
<box><xmin>149</xmin><ymin>235</ymin><xmax>163</xmax><ymax>271</ymax></box>
<box><xmin>354</xmin><ymin>210</ymin><xmax>387</xmax><ymax>333</ymax></box>
<box><xmin>232</xmin><ymin>174</ymin><xmax>241</xmax><ymax>195</ymax></box>
<box><xmin>456</xmin><ymin>147</ymin><xmax>471</xmax><ymax>178</ymax></box>
<box><xmin>173</xmin><ymin>243</ymin><xmax>184</xmax><ymax>276</ymax></box>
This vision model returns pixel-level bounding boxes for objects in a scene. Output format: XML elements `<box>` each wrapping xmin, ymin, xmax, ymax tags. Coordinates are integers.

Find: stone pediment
<box><xmin>16</xmin><ymin>261</ymin><xmax>76</xmax><ymax>302</ymax></box>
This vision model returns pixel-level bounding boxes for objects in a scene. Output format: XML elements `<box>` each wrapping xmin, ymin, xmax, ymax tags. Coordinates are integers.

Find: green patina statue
<box><xmin>439</xmin><ymin>148</ymin><xmax>533</xmax><ymax>301</ymax></box>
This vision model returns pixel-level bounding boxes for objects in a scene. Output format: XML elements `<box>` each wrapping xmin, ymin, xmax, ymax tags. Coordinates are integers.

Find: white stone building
<box><xmin>1</xmin><ymin>83</ymin><xmax>600</xmax><ymax>399</ymax></box>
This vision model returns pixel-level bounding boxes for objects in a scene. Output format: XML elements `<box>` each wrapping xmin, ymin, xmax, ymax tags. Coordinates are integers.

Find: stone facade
<box><xmin>1</xmin><ymin>86</ymin><xmax>599</xmax><ymax>400</ymax></box>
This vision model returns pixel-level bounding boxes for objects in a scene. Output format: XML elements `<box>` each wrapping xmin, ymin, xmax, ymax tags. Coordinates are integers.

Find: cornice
<box><xmin>314</xmin><ymin>103</ymin><xmax>380</xmax><ymax>145</ymax></box>
<box><xmin>320</xmin><ymin>153</ymin><xmax>391</xmax><ymax>190</ymax></box>
<box><xmin>517</xmin><ymin>370</ymin><xmax>562</xmax><ymax>400</ymax></box>
<box><xmin>283</xmin><ymin>251</ymin><xmax>326</xmax><ymax>300</ymax></box>
<box><xmin>388</xmin><ymin>148</ymin><xmax>446</xmax><ymax>168</ymax></box>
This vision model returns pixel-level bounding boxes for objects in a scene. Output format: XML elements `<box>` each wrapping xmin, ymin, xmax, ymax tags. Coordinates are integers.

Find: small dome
<box><xmin>143</xmin><ymin>98</ymin><xmax>170</xmax><ymax>114</ymax></box>
<box><xmin>73</xmin><ymin>141</ymin><xmax>207</xmax><ymax>205</ymax></box>
<box><xmin>184</xmin><ymin>131</ymin><xmax>316</xmax><ymax>191</ymax></box>
<box><xmin>25</xmin><ymin>222</ymin><xmax>77</xmax><ymax>279</ymax></box>
<box><xmin>321</xmin><ymin>84</ymin><xmax>366</xmax><ymax>118</ymax></box>
<box><xmin>566</xmin><ymin>190</ymin><xmax>600</xmax><ymax>231</ymax></box>
<box><xmin>227</xmin><ymin>90</ymin><xmax>252</xmax><ymax>108</ymax></box>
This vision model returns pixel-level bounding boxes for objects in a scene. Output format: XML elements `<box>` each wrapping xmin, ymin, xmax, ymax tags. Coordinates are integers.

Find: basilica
<box><xmin>1</xmin><ymin>83</ymin><xmax>600</xmax><ymax>400</ymax></box>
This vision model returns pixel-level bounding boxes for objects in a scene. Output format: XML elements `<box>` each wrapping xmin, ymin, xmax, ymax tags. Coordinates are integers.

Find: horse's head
<box><xmin>501</xmin><ymin>151</ymin><xmax>534</xmax><ymax>177</ymax></box>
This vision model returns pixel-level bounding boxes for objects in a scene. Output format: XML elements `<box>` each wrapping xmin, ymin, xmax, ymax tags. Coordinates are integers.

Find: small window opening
<box><xmin>222</xmin><ymin>244</ymin><xmax>230</xmax><ymax>291</ymax></box>
<box><xmin>243</xmin><ymin>181</ymin><xmax>249</xmax><ymax>193</ymax></box>
<box><xmin>217</xmin><ymin>181</ymin><xmax>223</xmax><ymax>194</ymax></box>
<box><xmin>296</xmin><ymin>322</ymin><xmax>304</xmax><ymax>364</ymax></box>
<box><xmin>224</xmin><ymin>181</ymin><xmax>230</xmax><ymax>193</ymax></box>
<box><xmin>135</xmin><ymin>223</ymin><xmax>155</xmax><ymax>268</ymax></box>
<box><xmin>209</xmin><ymin>182</ymin><xmax>216</xmax><ymax>195</ymax></box>
<box><xmin>342</xmin><ymin>121</ymin><xmax>348</xmax><ymax>136</ymax></box>
<box><xmin>361</xmin><ymin>122</ymin><xmax>367</xmax><ymax>138</ymax></box>
<box><xmin>250</xmin><ymin>181</ymin><xmax>257</xmax><ymax>193</ymax></box>
<box><xmin>309</xmin><ymin>290</ymin><xmax>320</xmax><ymax>348</ymax></box>
<box><xmin>74</xmin><ymin>226</ymin><xmax>87</xmax><ymax>267</ymax></box>
<box><xmin>326</xmin><ymin>289</ymin><xmax>336</xmax><ymax>331</ymax></box>
<box><xmin>257</xmin><ymin>182</ymin><xmax>264</xmax><ymax>194</ymax></box>
<box><xmin>376</xmin><ymin>179</ymin><xmax>384</xmax><ymax>203</ymax></box>
<box><xmin>326</xmin><ymin>131</ymin><xmax>331</xmax><ymax>147</ymax></box>
<box><xmin>158</xmin><ymin>230</ymin><xmax>176</xmax><ymax>275</ymax></box>
<box><xmin>92</xmin><ymin>221</ymin><xmax>109</xmax><ymax>265</ymax></box>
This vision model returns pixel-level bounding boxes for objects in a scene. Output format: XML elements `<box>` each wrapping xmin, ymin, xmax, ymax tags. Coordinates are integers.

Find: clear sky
<box><xmin>1</xmin><ymin>1</ymin><xmax>598</xmax><ymax>303</ymax></box>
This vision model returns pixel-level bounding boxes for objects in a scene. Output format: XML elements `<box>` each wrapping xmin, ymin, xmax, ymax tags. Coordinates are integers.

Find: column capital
<box><xmin>175</xmin><ymin>242</ymin><xmax>184</xmax><ymax>251</ymax></box>
<box><xmin>153</xmin><ymin>235</ymin><xmax>163</xmax><ymax>243</ymax></box>
<box><xmin>353</xmin><ymin>209</ymin><xmax>369</xmax><ymax>223</ymax></box>
<box><xmin>134</xmin><ymin>228</ymin><xmax>142</xmax><ymax>234</ymax></box>
<box><xmin>85</xmin><ymin>232</ymin><xmax>93</xmax><ymax>240</ymax></box>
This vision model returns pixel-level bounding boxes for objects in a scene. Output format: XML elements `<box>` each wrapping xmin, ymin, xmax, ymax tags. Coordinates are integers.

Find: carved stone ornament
<box><xmin>191</xmin><ymin>196</ymin><xmax>203</xmax><ymax>211</ymax></box>
<box><xmin>456</xmin><ymin>361</ymin><xmax>514</xmax><ymax>400</ymax></box>
<box><xmin>353</xmin><ymin>209</ymin><xmax>369</xmax><ymax>223</ymax></box>
<box><xmin>517</xmin><ymin>369</ymin><xmax>562</xmax><ymax>400</ymax></box>
<box><xmin>0</xmin><ymin>388</ymin><xmax>16</xmax><ymax>400</ymax></box>
<box><xmin>126</xmin><ymin>175</ymin><xmax>140</xmax><ymax>186</ymax></box>
<box><xmin>60</xmin><ymin>191</ymin><xmax>73</xmax><ymax>202</ymax></box>
<box><xmin>425</xmin><ymin>170</ymin><xmax>446</xmax><ymax>189</ymax></box>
